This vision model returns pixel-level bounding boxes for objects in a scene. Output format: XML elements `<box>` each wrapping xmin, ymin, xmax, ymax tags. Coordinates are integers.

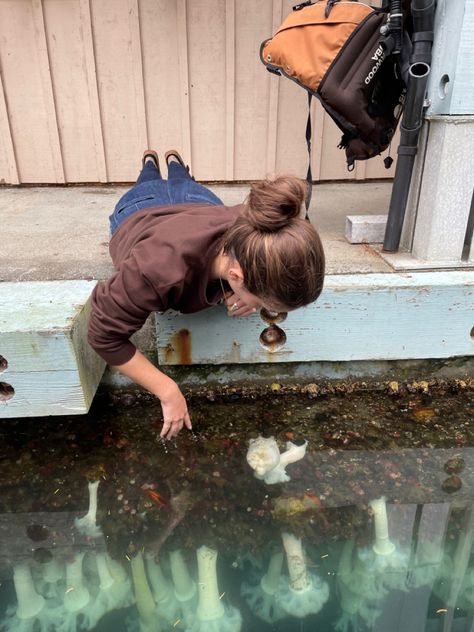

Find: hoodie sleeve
<box><xmin>87</xmin><ymin>253</ymin><xmax>171</xmax><ymax>366</ymax></box>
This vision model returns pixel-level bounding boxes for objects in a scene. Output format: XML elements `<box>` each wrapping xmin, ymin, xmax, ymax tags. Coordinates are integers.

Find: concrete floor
<box><xmin>0</xmin><ymin>181</ymin><xmax>393</xmax><ymax>283</ymax></box>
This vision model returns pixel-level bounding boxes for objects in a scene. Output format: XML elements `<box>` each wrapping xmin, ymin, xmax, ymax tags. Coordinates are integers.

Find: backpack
<box><xmin>260</xmin><ymin>0</ymin><xmax>406</xmax><ymax>174</ymax></box>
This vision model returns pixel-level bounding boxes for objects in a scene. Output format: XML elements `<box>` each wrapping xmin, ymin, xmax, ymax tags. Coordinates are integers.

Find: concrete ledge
<box><xmin>377</xmin><ymin>249</ymin><xmax>474</xmax><ymax>271</ymax></box>
<box><xmin>0</xmin><ymin>281</ymin><xmax>105</xmax><ymax>417</ymax></box>
<box><xmin>155</xmin><ymin>271</ymin><xmax>474</xmax><ymax>365</ymax></box>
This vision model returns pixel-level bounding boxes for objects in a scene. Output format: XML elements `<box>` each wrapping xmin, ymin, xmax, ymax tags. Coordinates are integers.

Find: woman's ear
<box><xmin>227</xmin><ymin>260</ymin><xmax>245</xmax><ymax>287</ymax></box>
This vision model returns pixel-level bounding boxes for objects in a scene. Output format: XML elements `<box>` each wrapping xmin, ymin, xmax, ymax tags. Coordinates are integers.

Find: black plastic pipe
<box><xmin>382</xmin><ymin>0</ymin><xmax>435</xmax><ymax>252</ymax></box>
<box><xmin>383</xmin><ymin>62</ymin><xmax>430</xmax><ymax>251</ymax></box>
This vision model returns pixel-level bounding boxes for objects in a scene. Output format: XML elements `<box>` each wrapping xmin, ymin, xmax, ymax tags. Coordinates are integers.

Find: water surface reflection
<box><xmin>0</xmin><ymin>388</ymin><xmax>473</xmax><ymax>631</ymax></box>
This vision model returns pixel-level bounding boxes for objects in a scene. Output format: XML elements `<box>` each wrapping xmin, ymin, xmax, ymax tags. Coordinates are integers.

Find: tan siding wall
<box><xmin>0</xmin><ymin>0</ymin><xmax>396</xmax><ymax>184</ymax></box>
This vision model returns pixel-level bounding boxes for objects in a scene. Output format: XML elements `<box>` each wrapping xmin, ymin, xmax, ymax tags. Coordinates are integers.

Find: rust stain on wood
<box><xmin>165</xmin><ymin>329</ymin><xmax>192</xmax><ymax>365</ymax></box>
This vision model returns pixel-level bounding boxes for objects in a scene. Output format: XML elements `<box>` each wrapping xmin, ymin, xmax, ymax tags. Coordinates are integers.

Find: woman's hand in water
<box><xmin>158</xmin><ymin>379</ymin><xmax>192</xmax><ymax>439</ymax></box>
<box><xmin>224</xmin><ymin>291</ymin><xmax>257</xmax><ymax>318</ymax></box>
<box><xmin>114</xmin><ymin>351</ymin><xmax>192</xmax><ymax>439</ymax></box>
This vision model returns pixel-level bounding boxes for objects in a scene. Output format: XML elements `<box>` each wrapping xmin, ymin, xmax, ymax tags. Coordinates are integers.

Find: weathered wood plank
<box><xmin>31</xmin><ymin>0</ymin><xmax>65</xmax><ymax>183</ymax></box>
<box><xmin>176</xmin><ymin>0</ymin><xmax>192</xmax><ymax>166</ymax></box>
<box><xmin>186</xmin><ymin>0</ymin><xmax>228</xmax><ymax>180</ymax></box>
<box><xmin>139</xmin><ymin>0</ymin><xmax>182</xmax><ymax>157</ymax></box>
<box><xmin>0</xmin><ymin>68</ymin><xmax>19</xmax><ymax>184</ymax></box>
<box><xmin>2</xmin><ymin>331</ymin><xmax>82</xmax><ymax>374</ymax></box>
<box><xmin>0</xmin><ymin>370</ymin><xmax>97</xmax><ymax>417</ymax></box>
<box><xmin>233</xmin><ymin>0</ymin><xmax>275</xmax><ymax>180</ymax></box>
<box><xmin>127</xmin><ymin>0</ymin><xmax>148</xmax><ymax>151</ymax></box>
<box><xmin>265</xmin><ymin>0</ymin><xmax>282</xmax><ymax>175</ymax></box>
<box><xmin>78</xmin><ymin>0</ymin><xmax>108</xmax><ymax>182</ymax></box>
<box><xmin>0</xmin><ymin>0</ymin><xmax>58</xmax><ymax>182</ymax></box>
<box><xmin>156</xmin><ymin>271</ymin><xmax>474</xmax><ymax>364</ymax></box>
<box><xmin>0</xmin><ymin>281</ymin><xmax>104</xmax><ymax>417</ymax></box>
<box><xmin>89</xmin><ymin>0</ymin><xmax>146</xmax><ymax>181</ymax></box>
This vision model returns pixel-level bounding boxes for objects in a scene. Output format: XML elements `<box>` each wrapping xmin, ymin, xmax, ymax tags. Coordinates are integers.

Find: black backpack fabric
<box><xmin>260</xmin><ymin>0</ymin><xmax>406</xmax><ymax>171</ymax></box>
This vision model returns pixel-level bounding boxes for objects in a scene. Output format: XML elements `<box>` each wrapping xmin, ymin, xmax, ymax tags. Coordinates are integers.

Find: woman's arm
<box><xmin>113</xmin><ymin>350</ymin><xmax>192</xmax><ymax>439</ymax></box>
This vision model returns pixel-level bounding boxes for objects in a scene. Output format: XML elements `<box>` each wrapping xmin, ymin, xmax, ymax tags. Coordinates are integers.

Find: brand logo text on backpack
<box><xmin>364</xmin><ymin>46</ymin><xmax>385</xmax><ymax>85</ymax></box>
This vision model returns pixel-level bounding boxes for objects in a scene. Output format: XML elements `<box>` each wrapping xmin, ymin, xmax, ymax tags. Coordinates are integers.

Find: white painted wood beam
<box><xmin>156</xmin><ymin>271</ymin><xmax>474</xmax><ymax>365</ymax></box>
<box><xmin>0</xmin><ymin>281</ymin><xmax>104</xmax><ymax>418</ymax></box>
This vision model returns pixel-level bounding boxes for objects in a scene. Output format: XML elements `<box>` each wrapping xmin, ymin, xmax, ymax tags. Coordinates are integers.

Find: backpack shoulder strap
<box><xmin>304</xmin><ymin>92</ymin><xmax>313</xmax><ymax>220</ymax></box>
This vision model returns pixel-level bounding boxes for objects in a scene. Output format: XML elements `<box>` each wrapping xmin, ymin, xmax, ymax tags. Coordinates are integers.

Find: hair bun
<box><xmin>245</xmin><ymin>175</ymin><xmax>307</xmax><ymax>232</ymax></box>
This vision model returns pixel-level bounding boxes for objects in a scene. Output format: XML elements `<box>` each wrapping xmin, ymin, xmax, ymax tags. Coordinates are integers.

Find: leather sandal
<box><xmin>165</xmin><ymin>150</ymin><xmax>190</xmax><ymax>173</ymax></box>
<box><xmin>142</xmin><ymin>150</ymin><xmax>161</xmax><ymax>175</ymax></box>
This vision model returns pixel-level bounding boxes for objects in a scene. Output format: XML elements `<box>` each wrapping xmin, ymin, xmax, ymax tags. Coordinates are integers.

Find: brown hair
<box><xmin>222</xmin><ymin>175</ymin><xmax>325</xmax><ymax>309</ymax></box>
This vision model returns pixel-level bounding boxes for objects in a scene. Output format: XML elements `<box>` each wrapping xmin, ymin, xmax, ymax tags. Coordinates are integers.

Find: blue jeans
<box><xmin>109</xmin><ymin>161</ymin><xmax>223</xmax><ymax>235</ymax></box>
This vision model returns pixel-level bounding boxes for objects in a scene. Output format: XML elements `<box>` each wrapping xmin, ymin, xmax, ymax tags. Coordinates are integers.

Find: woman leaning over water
<box><xmin>88</xmin><ymin>150</ymin><xmax>325</xmax><ymax>438</ymax></box>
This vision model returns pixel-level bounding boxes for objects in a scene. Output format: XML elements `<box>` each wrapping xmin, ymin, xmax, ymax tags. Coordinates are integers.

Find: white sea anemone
<box><xmin>169</xmin><ymin>549</ymin><xmax>197</xmax><ymax>628</ymax></box>
<box><xmin>74</xmin><ymin>480</ymin><xmax>103</xmax><ymax>539</ymax></box>
<box><xmin>277</xmin><ymin>532</ymin><xmax>329</xmax><ymax>618</ymax></box>
<box><xmin>366</xmin><ymin>497</ymin><xmax>410</xmax><ymax>591</ymax></box>
<box><xmin>186</xmin><ymin>546</ymin><xmax>241</xmax><ymax>632</ymax></box>
<box><xmin>335</xmin><ymin>540</ymin><xmax>383</xmax><ymax>632</ymax></box>
<box><xmin>89</xmin><ymin>552</ymin><xmax>135</xmax><ymax>614</ymax></box>
<box><xmin>34</xmin><ymin>552</ymin><xmax>64</xmax><ymax>601</ymax></box>
<box><xmin>130</xmin><ymin>552</ymin><xmax>162</xmax><ymax>632</ymax></box>
<box><xmin>246</xmin><ymin>436</ymin><xmax>307</xmax><ymax>484</ymax></box>
<box><xmin>241</xmin><ymin>550</ymin><xmax>287</xmax><ymax>624</ymax></box>
<box><xmin>145</xmin><ymin>552</ymin><xmax>180</xmax><ymax>626</ymax></box>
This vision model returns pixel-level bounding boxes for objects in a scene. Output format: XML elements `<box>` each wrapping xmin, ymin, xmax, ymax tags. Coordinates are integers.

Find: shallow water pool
<box><xmin>1</xmin><ymin>384</ymin><xmax>474</xmax><ymax>631</ymax></box>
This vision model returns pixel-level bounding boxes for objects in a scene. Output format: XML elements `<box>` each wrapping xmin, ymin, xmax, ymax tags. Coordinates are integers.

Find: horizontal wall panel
<box><xmin>0</xmin><ymin>0</ymin><xmax>398</xmax><ymax>184</ymax></box>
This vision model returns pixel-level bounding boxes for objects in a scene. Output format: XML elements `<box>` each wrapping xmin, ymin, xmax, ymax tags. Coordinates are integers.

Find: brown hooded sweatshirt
<box><xmin>88</xmin><ymin>203</ymin><xmax>242</xmax><ymax>365</ymax></box>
